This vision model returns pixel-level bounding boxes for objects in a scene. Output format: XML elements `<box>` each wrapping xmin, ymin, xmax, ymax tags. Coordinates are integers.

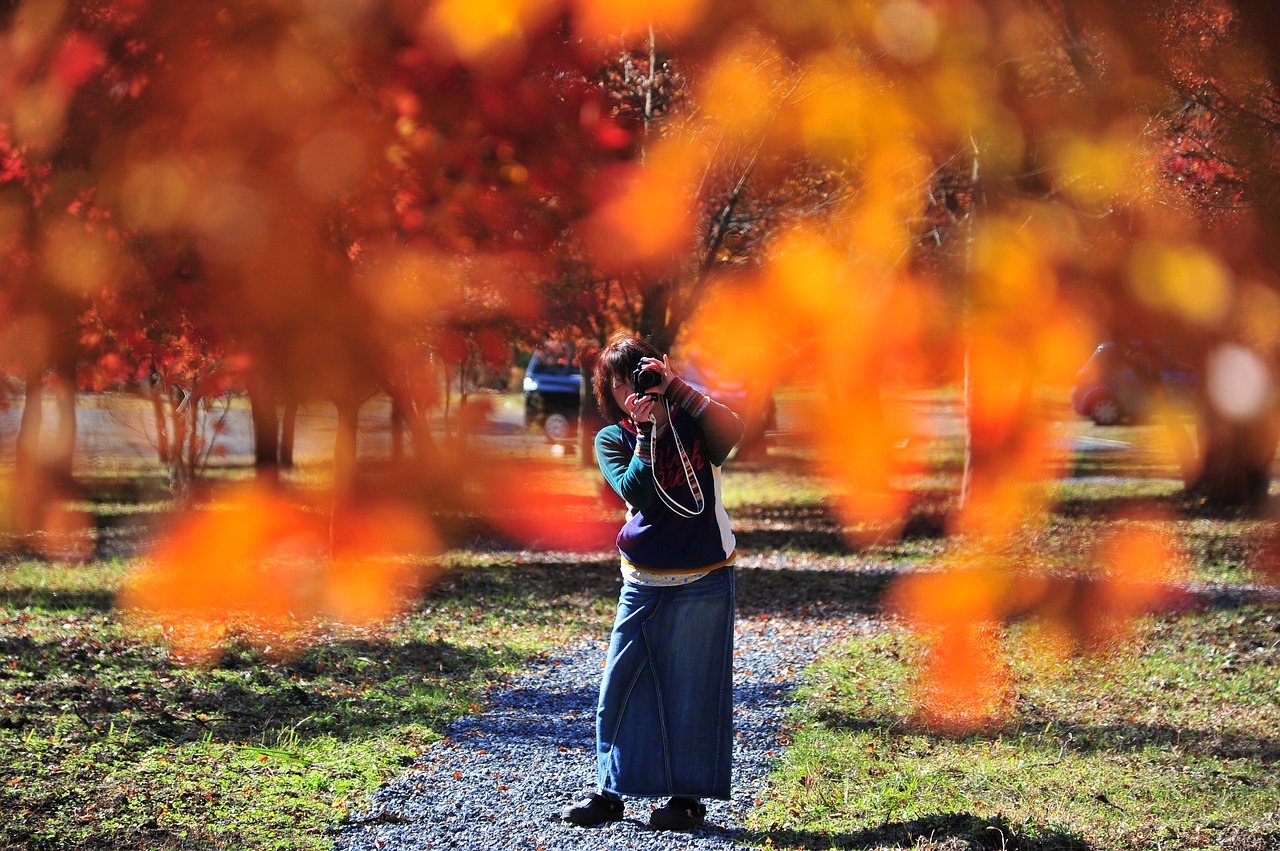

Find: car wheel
<box><xmin>543</xmin><ymin>412</ymin><xmax>573</xmax><ymax>443</ymax></box>
<box><xmin>1089</xmin><ymin>394</ymin><xmax>1122</xmax><ymax>426</ymax></box>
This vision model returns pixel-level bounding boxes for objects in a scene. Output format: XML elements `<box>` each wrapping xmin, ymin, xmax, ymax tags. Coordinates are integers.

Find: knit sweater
<box><xmin>594</xmin><ymin>376</ymin><xmax>745</xmax><ymax>573</ymax></box>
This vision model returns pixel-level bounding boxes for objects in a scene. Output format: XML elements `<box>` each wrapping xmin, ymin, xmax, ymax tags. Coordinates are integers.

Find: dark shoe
<box><xmin>649</xmin><ymin>797</ymin><xmax>706</xmax><ymax>831</ymax></box>
<box><xmin>561</xmin><ymin>792</ymin><xmax>623</xmax><ymax>826</ymax></box>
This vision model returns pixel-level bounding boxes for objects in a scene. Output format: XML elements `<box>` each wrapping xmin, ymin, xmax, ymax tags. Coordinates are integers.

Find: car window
<box><xmin>530</xmin><ymin>348</ymin><xmax>578</xmax><ymax>376</ymax></box>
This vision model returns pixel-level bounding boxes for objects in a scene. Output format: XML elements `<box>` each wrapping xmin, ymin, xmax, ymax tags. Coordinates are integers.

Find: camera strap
<box><xmin>650</xmin><ymin>397</ymin><xmax>705</xmax><ymax>517</ymax></box>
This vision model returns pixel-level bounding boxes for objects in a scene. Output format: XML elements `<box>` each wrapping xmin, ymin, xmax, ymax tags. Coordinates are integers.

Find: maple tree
<box><xmin>1031</xmin><ymin>0</ymin><xmax>1280</xmax><ymax>508</ymax></box>
<box><xmin>662</xmin><ymin>0</ymin><xmax>1280</xmax><ymax>728</ymax></box>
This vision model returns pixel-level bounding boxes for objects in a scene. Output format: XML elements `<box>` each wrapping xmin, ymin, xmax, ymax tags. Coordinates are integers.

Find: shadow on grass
<box><xmin>737</xmin><ymin>564</ymin><xmax>897</xmax><ymax>618</ymax></box>
<box><xmin>428</xmin><ymin>553</ymin><xmax>900</xmax><ymax>627</ymax></box>
<box><xmin>6</xmin><ymin>489</ymin><xmax>1272</xmax><ymax>757</ymax></box>
<box><xmin>0</xmin><ymin>628</ymin><xmax>517</xmax><ymax>743</ymax></box>
<box><xmin>0</xmin><ymin>585</ymin><xmax>118</xmax><ymax>611</ymax></box>
<box><xmin>753</xmin><ymin>811</ymin><xmax>1091</xmax><ymax>850</ymax></box>
<box><xmin>1046</xmin><ymin>718</ymin><xmax>1280</xmax><ymax>764</ymax></box>
<box><xmin>732</xmin><ymin>496</ymin><xmax>951</xmax><ymax>557</ymax></box>
<box><xmin>0</xmin><ymin>562</ymin><xmax>613</xmax><ymax>751</ymax></box>
<box><xmin>1051</xmin><ymin>492</ymin><xmax>1205</xmax><ymax>521</ymax></box>
<box><xmin>813</xmin><ymin>710</ymin><xmax>1280</xmax><ymax>767</ymax></box>
<box><xmin>1053</xmin><ymin>488</ymin><xmax>1280</xmax><ymax>522</ymax></box>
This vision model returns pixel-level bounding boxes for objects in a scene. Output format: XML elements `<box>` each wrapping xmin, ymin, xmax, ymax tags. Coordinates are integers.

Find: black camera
<box><xmin>631</xmin><ymin>364</ymin><xmax>662</xmax><ymax>393</ymax></box>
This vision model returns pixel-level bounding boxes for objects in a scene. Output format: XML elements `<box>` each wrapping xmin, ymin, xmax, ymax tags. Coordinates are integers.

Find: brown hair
<box><xmin>592</xmin><ymin>332</ymin><xmax>663</xmax><ymax>424</ymax></box>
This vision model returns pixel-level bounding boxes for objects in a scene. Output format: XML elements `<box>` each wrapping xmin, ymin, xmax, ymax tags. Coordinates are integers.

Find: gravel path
<box><xmin>332</xmin><ymin>610</ymin><xmax>868</xmax><ymax>851</ymax></box>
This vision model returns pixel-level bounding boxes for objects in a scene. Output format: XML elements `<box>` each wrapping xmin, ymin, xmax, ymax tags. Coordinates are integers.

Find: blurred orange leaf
<box><xmin>119</xmin><ymin>486</ymin><xmax>441</xmax><ymax>664</ymax></box>
<box><xmin>424</xmin><ymin>0</ymin><xmax>560</xmax><ymax>65</ymax></box>
<box><xmin>582</xmin><ymin>140</ymin><xmax>702</xmax><ymax>272</ymax></box>
<box><xmin>1084</xmin><ymin>516</ymin><xmax>1188</xmax><ymax>649</ymax></box>
<box><xmin>573</xmin><ymin>0</ymin><xmax>709</xmax><ymax>41</ymax></box>
<box><xmin>478</xmin><ymin>458</ymin><xmax>617</xmax><ymax>552</ymax></box>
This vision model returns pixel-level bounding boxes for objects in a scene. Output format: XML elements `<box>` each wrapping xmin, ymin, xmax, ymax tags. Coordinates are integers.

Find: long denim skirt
<box><xmin>596</xmin><ymin>566</ymin><xmax>735</xmax><ymax>800</ymax></box>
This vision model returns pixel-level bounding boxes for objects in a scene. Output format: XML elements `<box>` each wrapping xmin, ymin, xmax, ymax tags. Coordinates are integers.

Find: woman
<box><xmin>560</xmin><ymin>333</ymin><xmax>744</xmax><ymax>831</ymax></box>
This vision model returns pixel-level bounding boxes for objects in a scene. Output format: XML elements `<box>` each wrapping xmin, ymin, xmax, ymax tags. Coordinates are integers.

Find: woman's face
<box><xmin>610</xmin><ymin>373</ymin><xmax>633</xmax><ymax>419</ymax></box>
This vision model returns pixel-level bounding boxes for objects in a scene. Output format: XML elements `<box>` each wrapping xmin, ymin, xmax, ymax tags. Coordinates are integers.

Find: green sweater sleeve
<box><xmin>666</xmin><ymin>376</ymin><xmax>744</xmax><ymax>466</ymax></box>
<box><xmin>694</xmin><ymin>397</ymin><xmax>745</xmax><ymax>466</ymax></box>
<box><xmin>595</xmin><ymin>425</ymin><xmax>657</xmax><ymax>510</ymax></box>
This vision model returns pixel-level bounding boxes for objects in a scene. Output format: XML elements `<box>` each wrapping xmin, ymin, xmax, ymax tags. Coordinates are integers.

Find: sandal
<box><xmin>560</xmin><ymin>792</ymin><xmax>624</xmax><ymax>826</ymax></box>
<box><xmin>649</xmin><ymin>797</ymin><xmax>706</xmax><ymax>831</ymax></box>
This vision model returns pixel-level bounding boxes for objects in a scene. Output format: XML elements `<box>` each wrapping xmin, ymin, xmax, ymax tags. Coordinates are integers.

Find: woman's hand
<box><xmin>627</xmin><ymin>390</ymin><xmax>664</xmax><ymax>428</ymax></box>
<box><xmin>626</xmin><ymin>356</ymin><xmax>677</xmax><ymax>430</ymax></box>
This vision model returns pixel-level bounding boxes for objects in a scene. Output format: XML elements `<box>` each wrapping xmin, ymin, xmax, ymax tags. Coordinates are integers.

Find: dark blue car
<box><xmin>523</xmin><ymin>344</ymin><xmax>583</xmax><ymax>442</ymax></box>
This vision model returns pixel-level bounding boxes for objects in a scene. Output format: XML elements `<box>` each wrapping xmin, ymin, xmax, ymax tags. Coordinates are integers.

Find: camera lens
<box><xmin>632</xmin><ymin>365</ymin><xmax>661</xmax><ymax>392</ymax></box>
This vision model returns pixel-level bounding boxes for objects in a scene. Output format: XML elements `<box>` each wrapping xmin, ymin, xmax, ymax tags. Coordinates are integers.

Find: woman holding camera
<box><xmin>560</xmin><ymin>333</ymin><xmax>744</xmax><ymax>832</ymax></box>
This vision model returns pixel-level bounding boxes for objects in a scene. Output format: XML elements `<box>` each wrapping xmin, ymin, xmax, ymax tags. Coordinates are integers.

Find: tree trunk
<box><xmin>456</xmin><ymin>361</ymin><xmax>469</xmax><ymax>445</ymax></box>
<box><xmin>168</xmin><ymin>391</ymin><xmax>191</xmax><ymax>499</ymax></box>
<box><xmin>1192</xmin><ymin>409</ymin><xmax>1278</xmax><ymax>509</ymax></box>
<box><xmin>733</xmin><ymin>386</ymin><xmax>771</xmax><ymax>462</ymax></box>
<box><xmin>639</xmin><ymin>279</ymin><xmax>673</xmax><ymax>350</ymax></box>
<box><xmin>15</xmin><ymin>364</ymin><xmax>43</xmax><ymax>533</ymax></box>
<box><xmin>390</xmin><ymin>395</ymin><xmax>405</xmax><ymax>461</ymax></box>
<box><xmin>1127</xmin><ymin>344</ymin><xmax>1198</xmax><ymax>487</ymax></box>
<box><xmin>148</xmin><ymin>378</ymin><xmax>171</xmax><ymax>464</ymax></box>
<box><xmin>386</xmin><ymin>382</ymin><xmax>437</xmax><ymax>469</ymax></box>
<box><xmin>441</xmin><ymin>363</ymin><xmax>453</xmax><ymax>434</ymax></box>
<box><xmin>578</xmin><ymin>344</ymin><xmax>601</xmax><ymax>466</ymax></box>
<box><xmin>248</xmin><ymin>382</ymin><xmax>280</xmax><ymax>485</ymax></box>
<box><xmin>48</xmin><ymin>356</ymin><xmax>76</xmax><ymax>487</ymax></box>
<box><xmin>333</xmin><ymin>400</ymin><xmax>360</xmax><ymax>496</ymax></box>
<box><xmin>331</xmin><ymin>399</ymin><xmax>361</xmax><ymax>553</ymax></box>
<box><xmin>960</xmin><ymin>342</ymin><xmax>974</xmax><ymax>510</ymax></box>
<box><xmin>185</xmin><ymin>396</ymin><xmax>201</xmax><ymax>482</ymax></box>
<box><xmin>16</xmin><ymin>365</ymin><xmax>42</xmax><ymax>478</ymax></box>
<box><xmin>280</xmin><ymin>400</ymin><xmax>298</xmax><ymax>469</ymax></box>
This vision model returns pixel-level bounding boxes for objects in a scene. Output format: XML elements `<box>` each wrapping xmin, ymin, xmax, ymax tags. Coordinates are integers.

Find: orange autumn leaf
<box><xmin>887</xmin><ymin>564</ymin><xmax>1011</xmax><ymax>733</ymax></box>
<box><xmin>915</xmin><ymin>622</ymin><xmax>1010</xmax><ymax>734</ymax></box>
<box><xmin>422</xmin><ymin>0</ymin><xmax>561</xmax><ymax>65</ymax></box>
<box><xmin>119</xmin><ymin>486</ymin><xmax>441</xmax><ymax>664</ymax></box>
<box><xmin>582</xmin><ymin>139</ymin><xmax>702</xmax><ymax>273</ymax></box>
<box><xmin>327</xmin><ymin>501</ymin><xmax>444</xmax><ymax>626</ymax></box>
<box><xmin>477</xmin><ymin>457</ymin><xmax>618</xmax><ymax>552</ymax></box>
<box><xmin>1082</xmin><ymin>516</ymin><xmax>1189</xmax><ymax>649</ymax></box>
<box><xmin>118</xmin><ymin>487</ymin><xmax>324</xmax><ymax>663</ymax></box>
<box><xmin>809</xmin><ymin>391</ymin><xmax>911</xmax><ymax>541</ymax></box>
<box><xmin>572</xmin><ymin>0</ymin><xmax>709</xmax><ymax>41</ymax></box>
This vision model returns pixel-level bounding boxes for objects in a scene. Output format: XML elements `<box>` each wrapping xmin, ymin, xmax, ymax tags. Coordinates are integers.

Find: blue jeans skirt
<box><xmin>596</xmin><ymin>566</ymin><xmax>735</xmax><ymax>800</ymax></box>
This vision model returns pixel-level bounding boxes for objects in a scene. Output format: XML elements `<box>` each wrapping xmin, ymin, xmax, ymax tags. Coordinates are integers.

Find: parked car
<box><xmin>1070</xmin><ymin>341</ymin><xmax>1199</xmax><ymax>426</ymax></box>
<box><xmin>523</xmin><ymin>344</ymin><xmax>582</xmax><ymax>443</ymax></box>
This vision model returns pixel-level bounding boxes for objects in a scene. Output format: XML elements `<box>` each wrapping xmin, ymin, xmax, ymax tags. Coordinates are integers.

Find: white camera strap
<box><xmin>649</xmin><ymin>396</ymin><xmax>705</xmax><ymax>517</ymax></box>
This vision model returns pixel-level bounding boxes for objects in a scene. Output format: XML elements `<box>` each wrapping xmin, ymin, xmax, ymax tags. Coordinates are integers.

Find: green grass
<box><xmin>1179</xmin><ymin>517</ymin><xmax>1275</xmax><ymax>586</ymax></box>
<box><xmin>724</xmin><ymin>462</ymin><xmax>833</xmax><ymax>509</ymax></box>
<box><xmin>749</xmin><ymin>606</ymin><xmax>1280</xmax><ymax>850</ymax></box>
<box><xmin>739</xmin><ymin>446</ymin><xmax>1280</xmax><ymax>851</ymax></box>
<box><xmin>0</xmin><ymin>556</ymin><xmax>619</xmax><ymax>850</ymax></box>
<box><xmin>722</xmin><ymin>418</ymin><xmax>1280</xmax><ymax>850</ymax></box>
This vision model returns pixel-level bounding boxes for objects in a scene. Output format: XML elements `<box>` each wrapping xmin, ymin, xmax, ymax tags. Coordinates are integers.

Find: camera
<box><xmin>631</xmin><ymin>364</ymin><xmax>662</xmax><ymax>393</ymax></box>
